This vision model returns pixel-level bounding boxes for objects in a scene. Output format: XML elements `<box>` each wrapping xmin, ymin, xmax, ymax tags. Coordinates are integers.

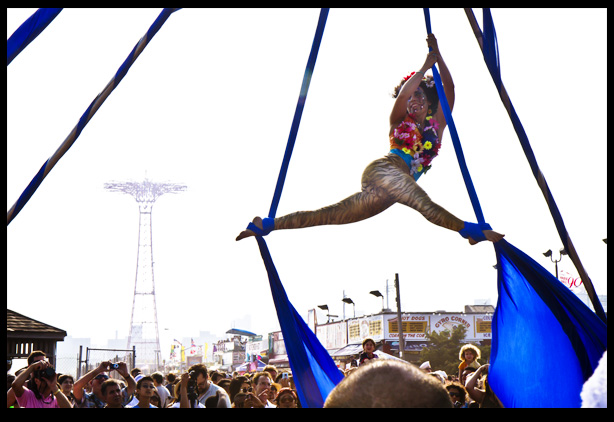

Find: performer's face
<box><xmin>407</xmin><ymin>87</ymin><xmax>429</xmax><ymax>118</ymax></box>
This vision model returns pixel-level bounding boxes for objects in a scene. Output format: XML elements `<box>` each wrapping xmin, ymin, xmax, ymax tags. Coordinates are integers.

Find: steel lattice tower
<box><xmin>104</xmin><ymin>178</ymin><xmax>186</xmax><ymax>369</ymax></box>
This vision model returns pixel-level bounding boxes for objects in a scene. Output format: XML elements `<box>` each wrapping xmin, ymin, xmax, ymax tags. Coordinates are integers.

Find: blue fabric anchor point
<box><xmin>459</xmin><ymin>221</ymin><xmax>492</xmax><ymax>242</ymax></box>
<box><xmin>247</xmin><ymin>218</ymin><xmax>275</xmax><ymax>237</ymax></box>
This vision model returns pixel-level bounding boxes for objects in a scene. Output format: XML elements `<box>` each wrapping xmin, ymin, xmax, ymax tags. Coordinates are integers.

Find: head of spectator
<box><xmin>218</xmin><ymin>378</ymin><xmax>231</xmax><ymax>395</ymax></box>
<box><xmin>264</xmin><ymin>364</ymin><xmax>278</xmax><ymax>381</ymax></box>
<box><xmin>188</xmin><ymin>363</ymin><xmax>210</xmax><ymax>396</ymax></box>
<box><xmin>150</xmin><ymin>388</ymin><xmax>162</xmax><ymax>408</ymax></box>
<box><xmin>228</xmin><ymin>376</ymin><xmax>246</xmax><ymax>402</ymax></box>
<box><xmin>131</xmin><ymin>367</ymin><xmax>142</xmax><ymax>378</ymax></box>
<box><xmin>101</xmin><ymin>379</ymin><xmax>124</xmax><ymax>408</ymax></box>
<box><xmin>269</xmin><ymin>382</ymin><xmax>282</xmax><ymax>401</ymax></box>
<box><xmin>151</xmin><ymin>371</ymin><xmax>164</xmax><ymax>386</ymax></box>
<box><xmin>232</xmin><ymin>392</ymin><xmax>247</xmax><ymax>408</ymax></box>
<box><xmin>460</xmin><ymin>366</ymin><xmax>477</xmax><ymax>386</ymax></box>
<box><xmin>210</xmin><ymin>371</ymin><xmax>224</xmax><ymax>384</ymax></box>
<box><xmin>166</xmin><ymin>372</ymin><xmax>176</xmax><ymax>385</ymax></box>
<box><xmin>446</xmin><ymin>382</ymin><xmax>468</xmax><ymax>408</ymax></box>
<box><xmin>459</xmin><ymin>344</ymin><xmax>481</xmax><ymax>367</ymax></box>
<box><xmin>27</xmin><ymin>350</ymin><xmax>47</xmax><ymax>366</ymax></box>
<box><xmin>58</xmin><ymin>374</ymin><xmax>74</xmax><ymax>396</ymax></box>
<box><xmin>276</xmin><ymin>387</ymin><xmax>299</xmax><ymax>408</ymax></box>
<box><xmin>253</xmin><ymin>371</ymin><xmax>274</xmax><ymax>406</ymax></box>
<box><xmin>132</xmin><ymin>375</ymin><xmax>157</xmax><ymax>408</ymax></box>
<box><xmin>324</xmin><ymin>359</ymin><xmax>453</xmax><ymax>408</ymax></box>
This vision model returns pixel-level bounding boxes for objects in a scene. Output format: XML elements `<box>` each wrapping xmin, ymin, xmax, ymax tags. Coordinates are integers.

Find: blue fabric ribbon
<box><xmin>251</xmin><ymin>9</ymin><xmax>344</xmax><ymax>408</ymax></box>
<box><xmin>7</xmin><ymin>8</ymin><xmax>63</xmax><ymax>66</ymax></box>
<box><xmin>424</xmin><ymin>8</ymin><xmax>607</xmax><ymax>407</ymax></box>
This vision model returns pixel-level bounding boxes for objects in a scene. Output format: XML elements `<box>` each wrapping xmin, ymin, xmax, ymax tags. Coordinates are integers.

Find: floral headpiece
<box><xmin>403</xmin><ymin>72</ymin><xmax>435</xmax><ymax>88</ymax></box>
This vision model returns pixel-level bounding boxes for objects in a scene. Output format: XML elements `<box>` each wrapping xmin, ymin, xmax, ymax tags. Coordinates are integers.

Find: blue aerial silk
<box><xmin>423</xmin><ymin>9</ymin><xmax>607</xmax><ymax>407</ymax></box>
<box><xmin>492</xmin><ymin>240</ymin><xmax>606</xmax><ymax>407</ymax></box>
<box><xmin>7</xmin><ymin>8</ymin><xmax>63</xmax><ymax>66</ymax></box>
<box><xmin>251</xmin><ymin>8</ymin><xmax>344</xmax><ymax>408</ymax></box>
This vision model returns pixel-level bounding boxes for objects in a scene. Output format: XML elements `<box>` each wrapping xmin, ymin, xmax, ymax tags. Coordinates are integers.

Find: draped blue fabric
<box><xmin>475</xmin><ymin>8</ymin><xmax>606</xmax><ymax>323</ymax></box>
<box><xmin>423</xmin><ymin>9</ymin><xmax>606</xmax><ymax>407</ymax></box>
<box><xmin>7</xmin><ymin>8</ymin><xmax>62</xmax><ymax>66</ymax></box>
<box><xmin>251</xmin><ymin>9</ymin><xmax>344</xmax><ymax>408</ymax></box>
<box><xmin>492</xmin><ymin>240</ymin><xmax>606</xmax><ymax>408</ymax></box>
<box><xmin>256</xmin><ymin>237</ymin><xmax>344</xmax><ymax>408</ymax></box>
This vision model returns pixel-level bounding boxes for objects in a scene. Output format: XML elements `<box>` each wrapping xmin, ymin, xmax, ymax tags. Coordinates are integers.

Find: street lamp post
<box><xmin>369</xmin><ymin>290</ymin><xmax>385</xmax><ymax>312</ymax></box>
<box><xmin>342</xmin><ymin>297</ymin><xmax>355</xmax><ymax>318</ymax></box>
<box><xmin>543</xmin><ymin>248</ymin><xmax>567</xmax><ymax>280</ymax></box>
<box><xmin>317</xmin><ymin>304</ymin><xmax>337</xmax><ymax>323</ymax></box>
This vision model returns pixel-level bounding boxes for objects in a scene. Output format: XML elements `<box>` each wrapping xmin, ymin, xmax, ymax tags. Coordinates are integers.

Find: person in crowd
<box><xmin>358</xmin><ymin>338</ymin><xmax>379</xmax><ymax>366</ymax></box>
<box><xmin>168</xmin><ymin>379</ymin><xmax>204</xmax><ymax>408</ymax></box>
<box><xmin>131</xmin><ymin>368</ymin><xmax>142</xmax><ymax>380</ymax></box>
<box><xmin>150</xmin><ymin>388</ymin><xmax>163</xmax><ymax>408</ymax></box>
<box><xmin>165</xmin><ymin>372</ymin><xmax>177</xmax><ymax>396</ymax></box>
<box><xmin>101</xmin><ymin>379</ymin><xmax>127</xmax><ymax>408</ymax></box>
<box><xmin>458</xmin><ymin>344</ymin><xmax>481</xmax><ymax>380</ymax></box>
<box><xmin>210</xmin><ymin>371</ymin><xmax>224</xmax><ymax>384</ymax></box>
<box><xmin>58</xmin><ymin>374</ymin><xmax>78</xmax><ymax>407</ymax></box>
<box><xmin>464</xmin><ymin>364</ymin><xmax>503</xmax><ymax>408</ymax></box>
<box><xmin>460</xmin><ymin>366</ymin><xmax>477</xmax><ymax>386</ymax></box>
<box><xmin>127</xmin><ymin>375</ymin><xmax>158</xmax><ymax>408</ymax></box>
<box><xmin>228</xmin><ymin>376</ymin><xmax>248</xmax><ymax>403</ymax></box>
<box><xmin>11</xmin><ymin>359</ymin><xmax>72</xmax><ymax>408</ymax></box>
<box><xmin>275</xmin><ymin>371</ymin><xmax>292</xmax><ymax>389</ymax></box>
<box><xmin>218</xmin><ymin>378</ymin><xmax>232</xmax><ymax>396</ymax></box>
<box><xmin>250</xmin><ymin>371</ymin><xmax>276</xmax><ymax>408</ymax></box>
<box><xmin>263</xmin><ymin>365</ymin><xmax>278</xmax><ymax>383</ymax></box>
<box><xmin>269</xmin><ymin>382</ymin><xmax>282</xmax><ymax>402</ymax></box>
<box><xmin>446</xmin><ymin>382</ymin><xmax>470</xmax><ymax>408</ymax></box>
<box><xmin>275</xmin><ymin>387</ymin><xmax>299</xmax><ymax>408</ymax></box>
<box><xmin>73</xmin><ymin>361</ymin><xmax>135</xmax><ymax>408</ymax></box>
<box><xmin>232</xmin><ymin>392</ymin><xmax>248</xmax><ymax>408</ymax></box>
<box><xmin>152</xmin><ymin>371</ymin><xmax>171</xmax><ymax>408</ymax></box>
<box><xmin>6</xmin><ymin>350</ymin><xmax>49</xmax><ymax>408</ymax></box>
<box><xmin>324</xmin><ymin>359</ymin><xmax>452</xmax><ymax>408</ymax></box>
<box><xmin>179</xmin><ymin>363</ymin><xmax>230</xmax><ymax>408</ymax></box>
<box><xmin>419</xmin><ymin>361</ymin><xmax>432</xmax><ymax>373</ymax></box>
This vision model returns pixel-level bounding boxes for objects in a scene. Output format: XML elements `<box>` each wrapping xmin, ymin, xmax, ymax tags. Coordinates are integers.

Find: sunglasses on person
<box><xmin>449</xmin><ymin>391</ymin><xmax>462</xmax><ymax>397</ymax></box>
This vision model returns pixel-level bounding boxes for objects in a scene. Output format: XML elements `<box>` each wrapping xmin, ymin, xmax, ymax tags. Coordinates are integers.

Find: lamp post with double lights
<box><xmin>317</xmin><ymin>304</ymin><xmax>338</xmax><ymax>323</ymax></box>
<box><xmin>543</xmin><ymin>248</ymin><xmax>567</xmax><ymax>280</ymax></box>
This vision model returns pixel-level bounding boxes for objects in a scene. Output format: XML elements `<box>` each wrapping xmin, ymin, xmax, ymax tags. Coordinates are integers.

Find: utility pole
<box><xmin>394</xmin><ymin>273</ymin><xmax>405</xmax><ymax>360</ymax></box>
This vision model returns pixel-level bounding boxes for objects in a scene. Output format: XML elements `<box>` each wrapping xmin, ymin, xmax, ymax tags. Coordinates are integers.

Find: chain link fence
<box><xmin>78</xmin><ymin>347</ymin><xmax>136</xmax><ymax>378</ymax></box>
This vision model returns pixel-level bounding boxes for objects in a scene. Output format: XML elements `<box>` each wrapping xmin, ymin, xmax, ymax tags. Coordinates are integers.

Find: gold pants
<box><xmin>274</xmin><ymin>153</ymin><xmax>464</xmax><ymax>233</ymax></box>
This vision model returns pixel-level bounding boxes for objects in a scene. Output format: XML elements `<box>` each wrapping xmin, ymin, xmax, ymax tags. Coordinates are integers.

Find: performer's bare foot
<box><xmin>236</xmin><ymin>217</ymin><xmax>263</xmax><ymax>241</ymax></box>
<box><xmin>468</xmin><ymin>229</ymin><xmax>505</xmax><ymax>245</ymax></box>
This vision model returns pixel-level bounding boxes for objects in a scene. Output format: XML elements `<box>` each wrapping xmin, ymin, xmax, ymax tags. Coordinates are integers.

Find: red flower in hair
<box><xmin>403</xmin><ymin>72</ymin><xmax>416</xmax><ymax>81</ymax></box>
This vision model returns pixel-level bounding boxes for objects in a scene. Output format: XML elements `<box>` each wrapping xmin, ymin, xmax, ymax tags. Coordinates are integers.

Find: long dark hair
<box><xmin>392</xmin><ymin>74</ymin><xmax>439</xmax><ymax>116</ymax></box>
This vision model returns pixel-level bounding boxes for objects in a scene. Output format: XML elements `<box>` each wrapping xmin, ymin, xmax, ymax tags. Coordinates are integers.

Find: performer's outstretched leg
<box><xmin>236</xmin><ymin>153</ymin><xmax>503</xmax><ymax>243</ymax></box>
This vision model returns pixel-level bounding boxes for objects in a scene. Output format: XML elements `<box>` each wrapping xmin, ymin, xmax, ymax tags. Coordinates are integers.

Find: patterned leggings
<box><xmin>274</xmin><ymin>153</ymin><xmax>464</xmax><ymax>233</ymax></box>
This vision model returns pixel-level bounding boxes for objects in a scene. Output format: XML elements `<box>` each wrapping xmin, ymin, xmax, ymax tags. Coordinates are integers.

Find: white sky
<box><xmin>7</xmin><ymin>8</ymin><xmax>607</xmax><ymax>357</ymax></box>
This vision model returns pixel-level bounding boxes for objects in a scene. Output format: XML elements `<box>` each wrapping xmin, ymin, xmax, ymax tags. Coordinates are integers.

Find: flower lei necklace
<box><xmin>391</xmin><ymin>112</ymin><xmax>441</xmax><ymax>175</ymax></box>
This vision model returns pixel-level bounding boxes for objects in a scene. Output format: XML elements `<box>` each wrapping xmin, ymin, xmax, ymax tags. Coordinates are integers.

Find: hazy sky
<box><xmin>7</xmin><ymin>8</ymin><xmax>607</xmax><ymax>357</ymax></box>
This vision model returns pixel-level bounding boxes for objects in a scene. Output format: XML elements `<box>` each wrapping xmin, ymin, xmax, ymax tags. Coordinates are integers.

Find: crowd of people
<box><xmin>7</xmin><ymin>342</ymin><xmax>606</xmax><ymax>408</ymax></box>
<box><xmin>7</xmin><ymin>350</ymin><xmax>301</xmax><ymax>408</ymax></box>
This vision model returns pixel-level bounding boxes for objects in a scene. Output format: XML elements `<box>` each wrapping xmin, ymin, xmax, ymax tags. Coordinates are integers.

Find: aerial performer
<box><xmin>237</xmin><ymin>34</ymin><xmax>504</xmax><ymax>245</ymax></box>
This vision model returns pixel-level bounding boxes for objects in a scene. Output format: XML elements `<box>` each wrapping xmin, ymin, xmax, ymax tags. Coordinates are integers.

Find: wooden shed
<box><xmin>7</xmin><ymin>309</ymin><xmax>67</xmax><ymax>367</ymax></box>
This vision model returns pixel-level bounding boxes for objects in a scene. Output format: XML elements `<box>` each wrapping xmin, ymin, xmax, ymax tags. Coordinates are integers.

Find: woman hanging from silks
<box><xmin>237</xmin><ymin>34</ymin><xmax>504</xmax><ymax>245</ymax></box>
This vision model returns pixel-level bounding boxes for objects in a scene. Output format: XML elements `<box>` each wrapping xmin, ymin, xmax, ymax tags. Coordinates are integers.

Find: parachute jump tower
<box><xmin>104</xmin><ymin>178</ymin><xmax>186</xmax><ymax>369</ymax></box>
